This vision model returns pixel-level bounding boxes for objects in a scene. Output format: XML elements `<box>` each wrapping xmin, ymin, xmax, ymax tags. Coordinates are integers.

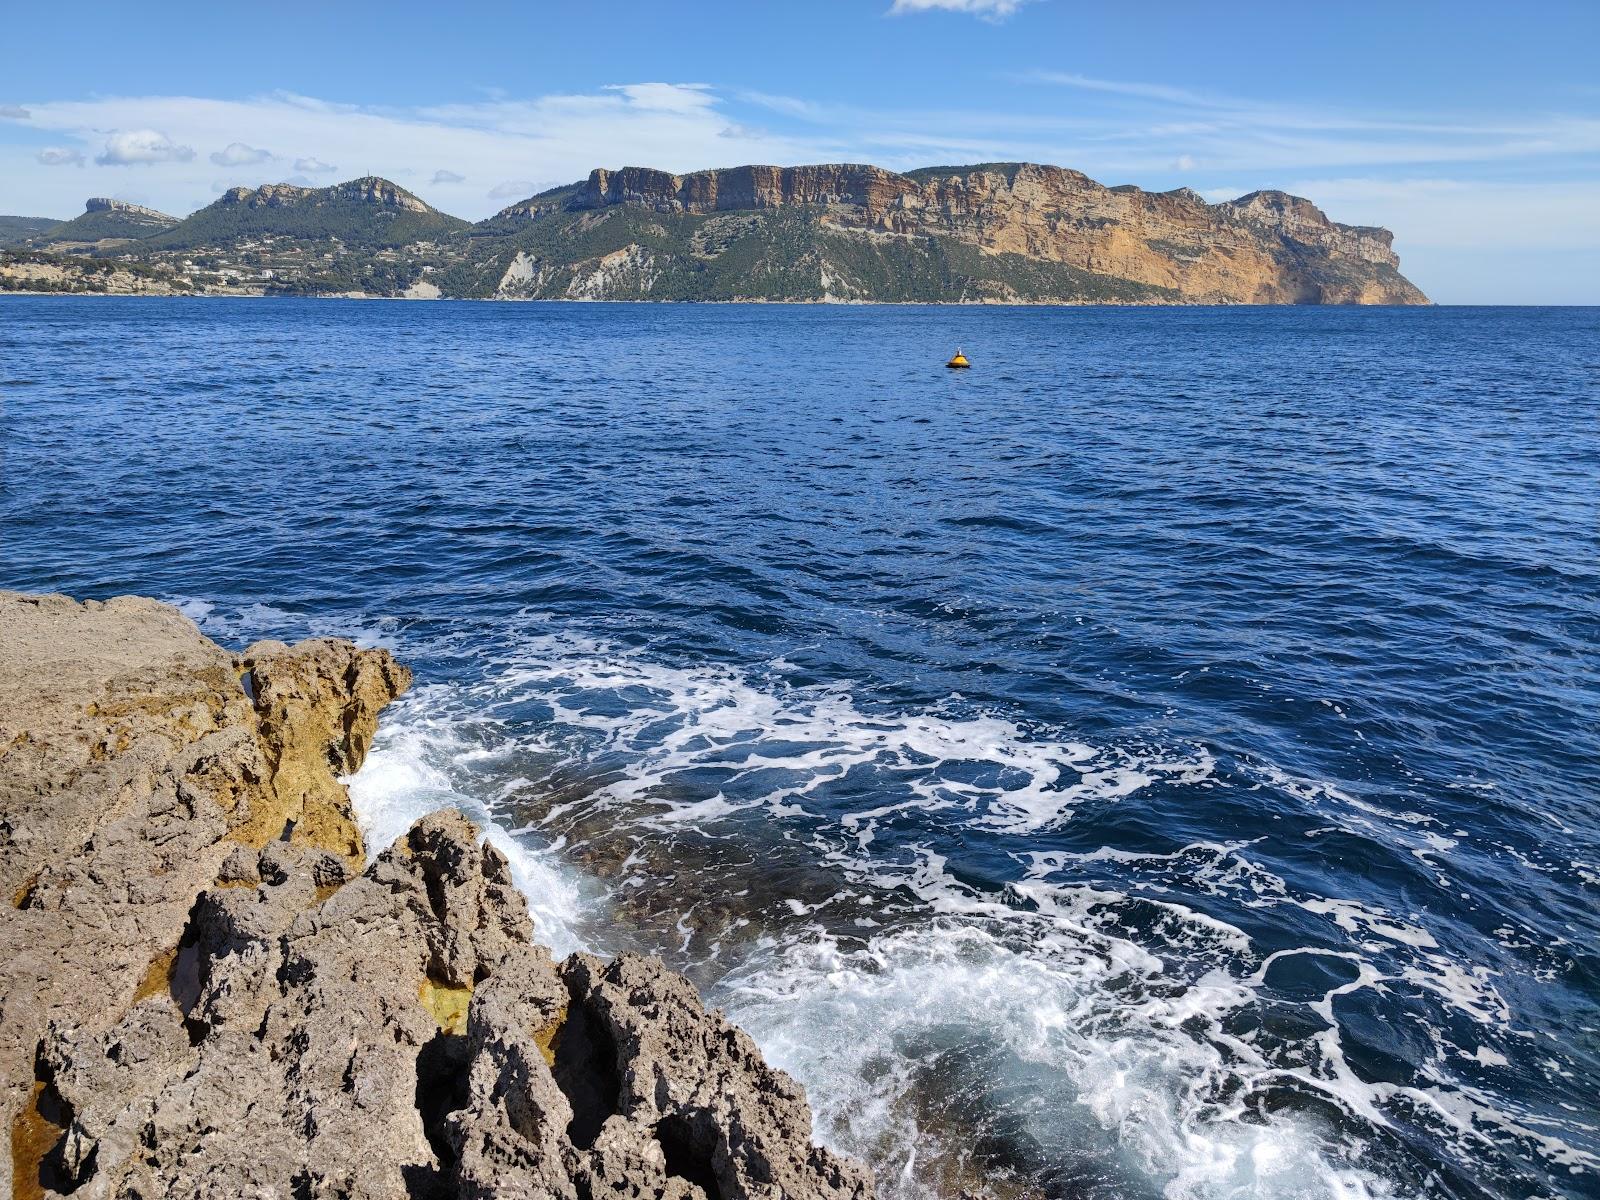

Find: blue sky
<box><xmin>3</xmin><ymin>0</ymin><xmax>1598</xmax><ymax>303</ymax></box>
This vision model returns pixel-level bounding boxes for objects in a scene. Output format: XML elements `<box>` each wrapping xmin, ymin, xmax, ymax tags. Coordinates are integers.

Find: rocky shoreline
<box><xmin>0</xmin><ymin>591</ymin><xmax>873</xmax><ymax>1200</ymax></box>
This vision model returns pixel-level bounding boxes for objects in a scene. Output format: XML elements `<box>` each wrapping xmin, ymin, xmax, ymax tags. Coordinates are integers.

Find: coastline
<box><xmin>0</xmin><ymin>290</ymin><xmax>1434</xmax><ymax>306</ymax></box>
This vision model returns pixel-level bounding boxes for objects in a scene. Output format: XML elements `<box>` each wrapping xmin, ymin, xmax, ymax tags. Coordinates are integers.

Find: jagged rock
<box><xmin>218</xmin><ymin>177</ymin><xmax>441</xmax><ymax>214</ymax></box>
<box><xmin>36</xmin><ymin>814</ymin><xmax>869</xmax><ymax>1200</ymax></box>
<box><xmin>236</xmin><ymin>636</ymin><xmax>413</xmax><ymax>867</ymax></box>
<box><xmin>0</xmin><ymin>591</ymin><xmax>408</xmax><ymax>1200</ymax></box>
<box><xmin>1</xmin><ymin>592</ymin><xmax>872</xmax><ymax>1200</ymax></box>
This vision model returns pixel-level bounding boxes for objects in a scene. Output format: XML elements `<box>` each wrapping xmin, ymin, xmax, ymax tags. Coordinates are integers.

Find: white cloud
<box><xmin>889</xmin><ymin>0</ymin><xmax>1031</xmax><ymax>18</ymax></box>
<box><xmin>210</xmin><ymin>141</ymin><xmax>273</xmax><ymax>166</ymax></box>
<box><xmin>432</xmin><ymin>169</ymin><xmax>465</xmax><ymax>184</ymax></box>
<box><xmin>7</xmin><ymin>86</ymin><xmax>836</xmax><ymax>219</ymax></box>
<box><xmin>96</xmin><ymin>129</ymin><xmax>195</xmax><ymax>166</ymax></box>
<box><xmin>488</xmin><ymin>180</ymin><xmax>535</xmax><ymax>199</ymax></box>
<box><xmin>1174</xmin><ymin>154</ymin><xmax>1196</xmax><ymax>171</ymax></box>
<box><xmin>0</xmin><ymin>105</ymin><xmax>29</xmax><ymax>119</ymax></box>
<box><xmin>37</xmin><ymin>146</ymin><xmax>84</xmax><ymax>166</ymax></box>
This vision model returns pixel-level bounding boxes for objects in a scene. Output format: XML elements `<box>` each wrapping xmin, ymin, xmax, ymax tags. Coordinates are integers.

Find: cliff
<box><xmin>0</xmin><ymin>592</ymin><xmax>871</xmax><ymax>1200</ymax></box>
<box><xmin>474</xmin><ymin>162</ymin><xmax>1425</xmax><ymax>304</ymax></box>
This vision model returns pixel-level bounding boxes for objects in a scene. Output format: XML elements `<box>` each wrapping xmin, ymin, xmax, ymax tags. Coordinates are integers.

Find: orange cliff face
<box><xmin>564</xmin><ymin>162</ymin><xmax>1427</xmax><ymax>305</ymax></box>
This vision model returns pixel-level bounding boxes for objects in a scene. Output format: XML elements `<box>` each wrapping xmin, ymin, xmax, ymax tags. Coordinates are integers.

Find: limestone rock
<box><xmin>1</xmin><ymin>592</ymin><xmax>873</xmax><ymax>1200</ymax></box>
<box><xmin>0</xmin><ymin>591</ymin><xmax>407</xmax><ymax>1200</ymax></box>
<box><xmin>81</xmin><ymin>198</ymin><xmax>175</xmax><ymax>222</ymax></box>
<box><xmin>33</xmin><ymin>813</ymin><xmax>869</xmax><ymax>1200</ymax></box>
<box><xmin>236</xmin><ymin>636</ymin><xmax>412</xmax><ymax>866</ymax></box>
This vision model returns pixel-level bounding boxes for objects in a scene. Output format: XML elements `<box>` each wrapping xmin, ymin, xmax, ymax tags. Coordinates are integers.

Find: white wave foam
<box><xmin>725</xmin><ymin>919</ymin><xmax>1397</xmax><ymax>1200</ymax></box>
<box><xmin>168</xmin><ymin>595</ymin><xmax>299</xmax><ymax>642</ymax></box>
<box><xmin>485</xmin><ymin>630</ymin><xmax>1214</xmax><ymax>836</ymax></box>
<box><xmin>345</xmin><ymin>688</ymin><xmax>589</xmax><ymax>959</ymax></box>
<box><xmin>337</xmin><ymin>623</ymin><xmax>1594</xmax><ymax>1196</ymax></box>
<box><xmin>166</xmin><ymin>595</ymin><xmax>401</xmax><ymax>650</ymax></box>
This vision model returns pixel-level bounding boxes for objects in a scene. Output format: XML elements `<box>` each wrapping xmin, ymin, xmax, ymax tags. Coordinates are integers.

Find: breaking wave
<box><xmin>333</xmin><ymin>622</ymin><xmax>1595</xmax><ymax>1200</ymax></box>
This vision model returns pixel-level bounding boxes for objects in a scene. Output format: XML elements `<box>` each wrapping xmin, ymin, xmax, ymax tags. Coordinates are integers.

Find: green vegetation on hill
<box><xmin>141</xmin><ymin>182</ymin><xmax>468</xmax><ymax>252</ymax></box>
<box><xmin>28</xmin><ymin>207</ymin><xmax>176</xmax><ymax>248</ymax></box>
<box><xmin>442</xmin><ymin>204</ymin><xmax>1175</xmax><ymax>303</ymax></box>
<box><xmin>0</xmin><ymin>215</ymin><xmax>65</xmax><ymax>246</ymax></box>
<box><xmin>902</xmin><ymin>162</ymin><xmax>1030</xmax><ymax>186</ymax></box>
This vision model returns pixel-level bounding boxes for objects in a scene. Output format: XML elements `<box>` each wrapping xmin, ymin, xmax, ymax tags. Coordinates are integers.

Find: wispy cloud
<box><xmin>889</xmin><ymin>0</ymin><xmax>1033</xmax><ymax>19</ymax></box>
<box><xmin>487</xmin><ymin>179</ymin><xmax>534</xmax><ymax>199</ymax></box>
<box><xmin>295</xmin><ymin>156</ymin><xmax>336</xmax><ymax>173</ymax></box>
<box><xmin>0</xmin><ymin>105</ymin><xmax>29</xmax><ymax>119</ymax></box>
<box><xmin>432</xmin><ymin>169</ymin><xmax>465</xmax><ymax>184</ymax></box>
<box><xmin>37</xmin><ymin>146</ymin><xmax>84</xmax><ymax>166</ymax></box>
<box><xmin>1023</xmin><ymin>72</ymin><xmax>1219</xmax><ymax>106</ymax></box>
<box><xmin>1019</xmin><ymin>69</ymin><xmax>1600</xmax><ymax>166</ymax></box>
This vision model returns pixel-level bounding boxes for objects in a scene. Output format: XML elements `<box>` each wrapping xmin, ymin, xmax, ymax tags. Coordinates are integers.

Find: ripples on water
<box><xmin>3</xmin><ymin>297</ymin><xmax>1598</xmax><ymax>1200</ymax></box>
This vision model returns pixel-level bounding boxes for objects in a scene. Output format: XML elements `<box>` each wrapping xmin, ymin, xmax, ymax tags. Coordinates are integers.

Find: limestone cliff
<box><xmin>81</xmin><ymin>199</ymin><xmax>174</xmax><ymax>223</ymax></box>
<box><xmin>0</xmin><ymin>592</ymin><xmax>870</xmax><ymax>1200</ymax></box>
<box><xmin>482</xmin><ymin>162</ymin><xmax>1425</xmax><ymax>304</ymax></box>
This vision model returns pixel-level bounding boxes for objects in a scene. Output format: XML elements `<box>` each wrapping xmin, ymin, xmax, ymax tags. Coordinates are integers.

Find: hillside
<box><xmin>0</xmin><ymin>214</ymin><xmax>65</xmax><ymax>245</ymax></box>
<box><xmin>142</xmin><ymin>177</ymin><xmax>468</xmax><ymax>251</ymax></box>
<box><xmin>25</xmin><ymin>197</ymin><xmax>178</xmax><ymax>248</ymax></box>
<box><xmin>443</xmin><ymin>197</ymin><xmax>1177</xmax><ymax>302</ymax></box>
<box><xmin>108</xmin><ymin>176</ymin><xmax>467</xmax><ymax>294</ymax></box>
<box><xmin>23</xmin><ymin>164</ymin><xmax>1426</xmax><ymax>303</ymax></box>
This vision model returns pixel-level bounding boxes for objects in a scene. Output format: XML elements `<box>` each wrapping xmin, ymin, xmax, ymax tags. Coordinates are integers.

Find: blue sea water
<box><xmin>2</xmin><ymin>297</ymin><xmax>1598</xmax><ymax>1200</ymax></box>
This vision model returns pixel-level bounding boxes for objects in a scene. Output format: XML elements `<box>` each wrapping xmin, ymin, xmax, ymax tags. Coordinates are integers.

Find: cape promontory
<box><xmin>5</xmin><ymin>161</ymin><xmax>1428</xmax><ymax>304</ymax></box>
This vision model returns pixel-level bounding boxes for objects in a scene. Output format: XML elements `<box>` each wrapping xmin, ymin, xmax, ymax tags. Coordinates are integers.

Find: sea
<box><xmin>3</xmin><ymin>297</ymin><xmax>1597</xmax><ymax>1200</ymax></box>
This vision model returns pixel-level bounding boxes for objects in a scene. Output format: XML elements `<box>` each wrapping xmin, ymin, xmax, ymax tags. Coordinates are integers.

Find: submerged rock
<box><xmin>0</xmin><ymin>591</ymin><xmax>871</xmax><ymax>1200</ymax></box>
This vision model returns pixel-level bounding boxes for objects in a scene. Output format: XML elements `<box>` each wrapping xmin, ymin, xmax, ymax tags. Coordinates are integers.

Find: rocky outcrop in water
<box><xmin>0</xmin><ymin>591</ymin><xmax>870</xmax><ymax>1200</ymax></box>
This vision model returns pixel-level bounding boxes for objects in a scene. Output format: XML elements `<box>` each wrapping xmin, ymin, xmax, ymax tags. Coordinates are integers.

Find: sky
<box><xmin>2</xmin><ymin>0</ymin><xmax>1598</xmax><ymax>303</ymax></box>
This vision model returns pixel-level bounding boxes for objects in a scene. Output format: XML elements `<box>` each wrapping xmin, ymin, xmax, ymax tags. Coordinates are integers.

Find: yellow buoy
<box><xmin>946</xmin><ymin>348</ymin><xmax>970</xmax><ymax>369</ymax></box>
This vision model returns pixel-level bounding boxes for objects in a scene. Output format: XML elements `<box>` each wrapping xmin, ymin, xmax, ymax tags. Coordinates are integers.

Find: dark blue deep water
<box><xmin>3</xmin><ymin>297</ymin><xmax>1598</xmax><ymax>1200</ymax></box>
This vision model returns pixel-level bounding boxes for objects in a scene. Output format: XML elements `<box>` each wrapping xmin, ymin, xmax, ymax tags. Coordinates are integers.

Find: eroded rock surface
<box><xmin>0</xmin><ymin>592</ymin><xmax>871</xmax><ymax>1200</ymax></box>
